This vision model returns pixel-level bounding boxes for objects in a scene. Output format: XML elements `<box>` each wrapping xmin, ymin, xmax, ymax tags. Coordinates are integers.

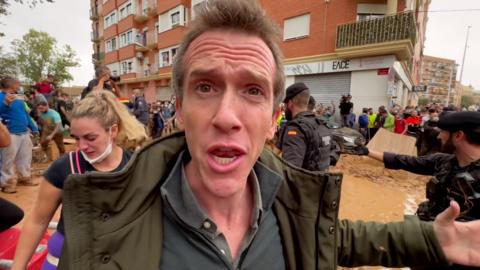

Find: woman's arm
<box><xmin>11</xmin><ymin>179</ymin><xmax>62</xmax><ymax>270</ymax></box>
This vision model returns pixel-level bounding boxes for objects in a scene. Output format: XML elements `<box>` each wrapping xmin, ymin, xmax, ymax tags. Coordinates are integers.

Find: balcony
<box><xmin>146</xmin><ymin>31</ymin><xmax>158</xmax><ymax>49</ymax></box>
<box><xmin>92</xmin><ymin>52</ymin><xmax>105</xmax><ymax>64</ymax></box>
<box><xmin>90</xmin><ymin>8</ymin><xmax>99</xmax><ymax>21</ymax></box>
<box><xmin>135</xmin><ymin>34</ymin><xmax>149</xmax><ymax>52</ymax></box>
<box><xmin>335</xmin><ymin>12</ymin><xmax>417</xmax><ymax>61</ymax></box>
<box><xmin>134</xmin><ymin>8</ymin><xmax>149</xmax><ymax>23</ymax></box>
<box><xmin>91</xmin><ymin>31</ymin><xmax>102</xmax><ymax>43</ymax></box>
<box><xmin>146</xmin><ymin>0</ymin><xmax>158</xmax><ymax>17</ymax></box>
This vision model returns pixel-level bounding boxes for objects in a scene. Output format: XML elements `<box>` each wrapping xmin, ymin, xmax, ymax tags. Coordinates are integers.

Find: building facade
<box><xmin>419</xmin><ymin>55</ymin><xmax>457</xmax><ymax>105</ymax></box>
<box><xmin>90</xmin><ymin>0</ymin><xmax>430</xmax><ymax>117</ymax></box>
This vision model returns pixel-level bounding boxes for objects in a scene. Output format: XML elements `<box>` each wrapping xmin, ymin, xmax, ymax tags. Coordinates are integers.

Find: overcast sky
<box><xmin>0</xmin><ymin>0</ymin><xmax>92</xmax><ymax>86</ymax></box>
<box><xmin>0</xmin><ymin>0</ymin><xmax>479</xmax><ymax>90</ymax></box>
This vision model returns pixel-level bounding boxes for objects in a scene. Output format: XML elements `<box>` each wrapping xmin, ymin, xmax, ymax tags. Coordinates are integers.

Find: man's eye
<box><xmin>247</xmin><ymin>87</ymin><xmax>263</xmax><ymax>96</ymax></box>
<box><xmin>196</xmin><ymin>83</ymin><xmax>212</xmax><ymax>93</ymax></box>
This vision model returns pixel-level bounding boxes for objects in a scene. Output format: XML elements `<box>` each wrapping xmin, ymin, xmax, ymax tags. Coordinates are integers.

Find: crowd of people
<box><xmin>0</xmin><ymin>0</ymin><xmax>479</xmax><ymax>270</ymax></box>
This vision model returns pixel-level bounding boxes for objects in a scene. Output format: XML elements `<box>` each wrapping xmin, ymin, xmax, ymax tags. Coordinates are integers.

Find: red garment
<box><xmin>34</xmin><ymin>82</ymin><xmax>54</xmax><ymax>94</ymax></box>
<box><xmin>405</xmin><ymin>116</ymin><xmax>421</xmax><ymax>126</ymax></box>
<box><xmin>394</xmin><ymin>117</ymin><xmax>406</xmax><ymax>134</ymax></box>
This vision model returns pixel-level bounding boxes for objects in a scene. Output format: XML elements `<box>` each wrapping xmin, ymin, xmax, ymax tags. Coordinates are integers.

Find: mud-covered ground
<box><xmin>1</xmin><ymin>152</ymin><xmax>430</xmax><ymax>269</ymax></box>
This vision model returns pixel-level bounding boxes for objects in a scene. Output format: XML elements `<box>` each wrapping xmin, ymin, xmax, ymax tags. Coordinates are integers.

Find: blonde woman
<box><xmin>11</xmin><ymin>91</ymin><xmax>147</xmax><ymax>270</ymax></box>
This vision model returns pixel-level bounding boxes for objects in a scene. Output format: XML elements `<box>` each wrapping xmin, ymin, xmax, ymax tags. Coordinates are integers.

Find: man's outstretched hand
<box><xmin>433</xmin><ymin>200</ymin><xmax>480</xmax><ymax>266</ymax></box>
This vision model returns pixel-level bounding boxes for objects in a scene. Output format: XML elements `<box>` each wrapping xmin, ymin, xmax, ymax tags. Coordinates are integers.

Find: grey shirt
<box><xmin>160</xmin><ymin>151</ymin><xmax>286</xmax><ymax>270</ymax></box>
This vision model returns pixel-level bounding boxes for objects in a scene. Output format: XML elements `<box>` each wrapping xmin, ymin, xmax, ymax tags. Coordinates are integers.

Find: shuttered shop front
<box><xmin>295</xmin><ymin>72</ymin><xmax>351</xmax><ymax>108</ymax></box>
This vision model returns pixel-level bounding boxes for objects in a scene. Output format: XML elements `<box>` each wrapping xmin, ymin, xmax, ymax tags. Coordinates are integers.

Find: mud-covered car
<box><xmin>325</xmin><ymin>121</ymin><xmax>366</xmax><ymax>154</ymax></box>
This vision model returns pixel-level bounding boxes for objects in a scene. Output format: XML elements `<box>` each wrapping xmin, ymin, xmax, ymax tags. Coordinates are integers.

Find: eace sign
<box><xmin>332</xmin><ymin>60</ymin><xmax>350</xmax><ymax>70</ymax></box>
<box><xmin>285</xmin><ymin>55</ymin><xmax>395</xmax><ymax>76</ymax></box>
<box><xmin>413</xmin><ymin>85</ymin><xmax>427</xmax><ymax>92</ymax></box>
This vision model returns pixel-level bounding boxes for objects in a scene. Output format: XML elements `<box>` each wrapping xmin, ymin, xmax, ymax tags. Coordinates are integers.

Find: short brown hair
<box><xmin>172</xmin><ymin>0</ymin><xmax>285</xmax><ymax>108</ymax></box>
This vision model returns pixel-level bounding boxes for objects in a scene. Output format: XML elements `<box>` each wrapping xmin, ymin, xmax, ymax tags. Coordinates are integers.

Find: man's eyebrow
<box><xmin>189</xmin><ymin>66</ymin><xmax>269</xmax><ymax>84</ymax></box>
<box><xmin>188</xmin><ymin>68</ymin><xmax>220</xmax><ymax>79</ymax></box>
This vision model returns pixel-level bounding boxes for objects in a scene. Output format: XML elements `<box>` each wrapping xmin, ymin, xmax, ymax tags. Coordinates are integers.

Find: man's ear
<box><xmin>175</xmin><ymin>96</ymin><xmax>184</xmax><ymax>125</ymax></box>
<box><xmin>267</xmin><ymin>106</ymin><xmax>281</xmax><ymax>140</ymax></box>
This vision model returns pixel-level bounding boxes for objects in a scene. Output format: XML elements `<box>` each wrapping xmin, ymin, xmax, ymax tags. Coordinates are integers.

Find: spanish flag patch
<box><xmin>287</xmin><ymin>130</ymin><xmax>297</xmax><ymax>136</ymax></box>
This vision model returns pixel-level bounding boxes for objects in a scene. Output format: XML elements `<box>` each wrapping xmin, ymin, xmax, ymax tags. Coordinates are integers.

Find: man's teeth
<box><xmin>213</xmin><ymin>156</ymin><xmax>236</xmax><ymax>165</ymax></box>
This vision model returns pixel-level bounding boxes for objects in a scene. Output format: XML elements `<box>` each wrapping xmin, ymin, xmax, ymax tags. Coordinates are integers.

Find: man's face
<box><xmin>177</xmin><ymin>29</ymin><xmax>279</xmax><ymax>198</ymax></box>
<box><xmin>438</xmin><ymin>130</ymin><xmax>456</xmax><ymax>154</ymax></box>
<box><xmin>7</xmin><ymin>82</ymin><xmax>20</xmax><ymax>94</ymax></box>
<box><xmin>37</xmin><ymin>104</ymin><xmax>48</xmax><ymax>114</ymax></box>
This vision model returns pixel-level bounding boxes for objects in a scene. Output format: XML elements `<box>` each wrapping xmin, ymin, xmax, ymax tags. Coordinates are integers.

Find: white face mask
<box><xmin>80</xmin><ymin>128</ymin><xmax>113</xmax><ymax>164</ymax></box>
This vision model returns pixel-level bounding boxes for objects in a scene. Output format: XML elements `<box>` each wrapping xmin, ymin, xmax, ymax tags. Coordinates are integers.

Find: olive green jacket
<box><xmin>59</xmin><ymin>132</ymin><xmax>448</xmax><ymax>270</ymax></box>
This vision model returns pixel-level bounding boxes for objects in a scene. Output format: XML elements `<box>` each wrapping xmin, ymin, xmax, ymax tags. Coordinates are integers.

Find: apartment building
<box><xmin>90</xmin><ymin>0</ymin><xmax>430</xmax><ymax>115</ymax></box>
<box><xmin>419</xmin><ymin>55</ymin><xmax>457</xmax><ymax>105</ymax></box>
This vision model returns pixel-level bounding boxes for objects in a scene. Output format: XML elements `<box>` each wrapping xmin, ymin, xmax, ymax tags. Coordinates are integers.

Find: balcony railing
<box><xmin>91</xmin><ymin>31</ymin><xmax>101</xmax><ymax>42</ymax></box>
<box><xmin>90</xmin><ymin>8</ymin><xmax>99</xmax><ymax>20</ymax></box>
<box><xmin>146</xmin><ymin>31</ymin><xmax>157</xmax><ymax>48</ymax></box>
<box><xmin>135</xmin><ymin>34</ymin><xmax>149</xmax><ymax>52</ymax></box>
<box><xmin>92</xmin><ymin>52</ymin><xmax>105</xmax><ymax>63</ymax></box>
<box><xmin>336</xmin><ymin>12</ymin><xmax>416</xmax><ymax>49</ymax></box>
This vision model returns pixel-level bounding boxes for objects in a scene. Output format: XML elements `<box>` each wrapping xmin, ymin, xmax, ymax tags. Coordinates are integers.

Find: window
<box><xmin>120</xmin><ymin>7</ymin><xmax>126</xmax><ymax>19</ymax></box>
<box><xmin>111</xmin><ymin>37</ymin><xmax>117</xmax><ymax>50</ymax></box>
<box><xmin>159</xmin><ymin>46</ymin><xmax>179</xmax><ymax>67</ymax></box>
<box><xmin>104</xmin><ymin>11</ymin><xmax>117</xmax><ymax>28</ymax></box>
<box><xmin>106</xmin><ymin>37</ymin><xmax>117</xmax><ymax>52</ymax></box>
<box><xmin>121</xmin><ymin>60</ymin><xmax>134</xmax><ymax>74</ymax></box>
<box><xmin>356</xmin><ymin>4</ymin><xmax>386</xmax><ymax>21</ymax></box>
<box><xmin>161</xmin><ymin>52</ymin><xmax>170</xmax><ymax>67</ymax></box>
<box><xmin>191</xmin><ymin>0</ymin><xmax>206</xmax><ymax>19</ymax></box>
<box><xmin>119</xmin><ymin>30</ymin><xmax>133</xmax><ymax>47</ymax></box>
<box><xmin>158</xmin><ymin>5</ymin><xmax>185</xmax><ymax>33</ymax></box>
<box><xmin>171</xmin><ymin>11</ymin><xmax>180</xmax><ymax>26</ymax></box>
<box><xmin>127</xmin><ymin>31</ymin><xmax>132</xmax><ymax>44</ymax></box>
<box><xmin>118</xmin><ymin>1</ymin><xmax>133</xmax><ymax>21</ymax></box>
<box><xmin>283</xmin><ymin>14</ymin><xmax>310</xmax><ymax>40</ymax></box>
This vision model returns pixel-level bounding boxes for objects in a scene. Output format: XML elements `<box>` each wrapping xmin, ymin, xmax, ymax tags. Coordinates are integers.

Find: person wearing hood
<box><xmin>11</xmin><ymin>91</ymin><xmax>147</xmax><ymax>270</ymax></box>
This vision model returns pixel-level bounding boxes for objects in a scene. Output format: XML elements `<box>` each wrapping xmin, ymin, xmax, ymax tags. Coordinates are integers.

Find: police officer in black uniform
<box><xmin>277</xmin><ymin>82</ymin><xmax>339</xmax><ymax>171</ymax></box>
<box><xmin>362</xmin><ymin>111</ymin><xmax>480</xmax><ymax>223</ymax></box>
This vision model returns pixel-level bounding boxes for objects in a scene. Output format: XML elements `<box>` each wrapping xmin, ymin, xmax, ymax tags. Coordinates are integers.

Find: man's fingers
<box><xmin>435</xmin><ymin>200</ymin><xmax>460</xmax><ymax>226</ymax></box>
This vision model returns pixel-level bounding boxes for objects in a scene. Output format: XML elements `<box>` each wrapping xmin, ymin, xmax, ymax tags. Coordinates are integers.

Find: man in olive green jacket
<box><xmin>59</xmin><ymin>1</ymin><xmax>480</xmax><ymax>269</ymax></box>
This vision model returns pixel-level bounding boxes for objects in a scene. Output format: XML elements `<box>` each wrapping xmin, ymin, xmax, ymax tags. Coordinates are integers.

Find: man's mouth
<box><xmin>208</xmin><ymin>146</ymin><xmax>246</xmax><ymax>169</ymax></box>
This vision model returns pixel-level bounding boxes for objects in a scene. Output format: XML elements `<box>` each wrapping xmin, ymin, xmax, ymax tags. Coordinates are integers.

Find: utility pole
<box><xmin>459</xmin><ymin>26</ymin><xmax>472</xmax><ymax>84</ymax></box>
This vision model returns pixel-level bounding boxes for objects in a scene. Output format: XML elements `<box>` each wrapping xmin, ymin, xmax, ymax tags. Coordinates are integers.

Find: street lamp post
<box><xmin>459</xmin><ymin>26</ymin><xmax>472</xmax><ymax>84</ymax></box>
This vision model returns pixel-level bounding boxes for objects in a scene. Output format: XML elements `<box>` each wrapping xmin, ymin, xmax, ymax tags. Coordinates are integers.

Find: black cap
<box><xmin>284</xmin><ymin>82</ymin><xmax>309</xmax><ymax>103</ymax></box>
<box><xmin>437</xmin><ymin>111</ymin><xmax>480</xmax><ymax>132</ymax></box>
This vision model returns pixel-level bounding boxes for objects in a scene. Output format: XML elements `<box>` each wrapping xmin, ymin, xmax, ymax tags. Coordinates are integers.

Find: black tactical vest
<box><xmin>290</xmin><ymin>113</ymin><xmax>332</xmax><ymax>171</ymax></box>
<box><xmin>418</xmin><ymin>159</ymin><xmax>480</xmax><ymax>221</ymax></box>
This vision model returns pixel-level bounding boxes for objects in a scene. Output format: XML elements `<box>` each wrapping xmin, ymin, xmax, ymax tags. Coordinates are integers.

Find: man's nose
<box><xmin>211</xmin><ymin>89</ymin><xmax>242</xmax><ymax>133</ymax></box>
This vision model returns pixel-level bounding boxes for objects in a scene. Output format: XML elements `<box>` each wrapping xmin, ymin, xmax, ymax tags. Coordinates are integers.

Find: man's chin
<box><xmin>202</xmin><ymin>173</ymin><xmax>250</xmax><ymax>197</ymax></box>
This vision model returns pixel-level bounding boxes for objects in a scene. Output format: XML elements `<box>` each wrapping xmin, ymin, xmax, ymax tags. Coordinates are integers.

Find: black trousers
<box><xmin>0</xmin><ymin>197</ymin><xmax>24</xmax><ymax>232</ymax></box>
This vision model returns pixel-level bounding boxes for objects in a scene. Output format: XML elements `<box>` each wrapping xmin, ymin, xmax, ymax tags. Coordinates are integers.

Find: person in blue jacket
<box><xmin>0</xmin><ymin>76</ymin><xmax>39</xmax><ymax>193</ymax></box>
